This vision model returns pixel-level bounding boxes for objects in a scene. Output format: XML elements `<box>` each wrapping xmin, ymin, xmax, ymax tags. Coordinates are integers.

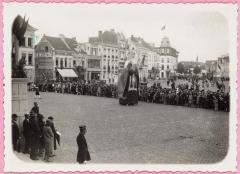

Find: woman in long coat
<box><xmin>77</xmin><ymin>125</ymin><xmax>91</xmax><ymax>164</ymax></box>
<box><xmin>43</xmin><ymin>120</ymin><xmax>54</xmax><ymax>162</ymax></box>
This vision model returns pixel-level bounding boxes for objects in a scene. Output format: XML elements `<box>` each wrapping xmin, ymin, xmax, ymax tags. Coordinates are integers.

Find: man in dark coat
<box><xmin>29</xmin><ymin>112</ymin><xmax>41</xmax><ymax>160</ymax></box>
<box><xmin>38</xmin><ymin>114</ymin><xmax>45</xmax><ymax>157</ymax></box>
<box><xmin>76</xmin><ymin>125</ymin><xmax>91</xmax><ymax>164</ymax></box>
<box><xmin>48</xmin><ymin>116</ymin><xmax>58</xmax><ymax>154</ymax></box>
<box><xmin>12</xmin><ymin>114</ymin><xmax>19</xmax><ymax>152</ymax></box>
<box><xmin>31</xmin><ymin>102</ymin><xmax>39</xmax><ymax>114</ymax></box>
<box><xmin>23</xmin><ymin>114</ymin><xmax>30</xmax><ymax>154</ymax></box>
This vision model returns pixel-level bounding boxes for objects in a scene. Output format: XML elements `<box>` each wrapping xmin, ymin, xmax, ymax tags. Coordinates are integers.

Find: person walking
<box><xmin>43</xmin><ymin>120</ymin><xmax>54</xmax><ymax>162</ymax></box>
<box><xmin>76</xmin><ymin>125</ymin><xmax>91</xmax><ymax>164</ymax></box>
<box><xmin>35</xmin><ymin>86</ymin><xmax>41</xmax><ymax>98</ymax></box>
<box><xmin>23</xmin><ymin>114</ymin><xmax>30</xmax><ymax>154</ymax></box>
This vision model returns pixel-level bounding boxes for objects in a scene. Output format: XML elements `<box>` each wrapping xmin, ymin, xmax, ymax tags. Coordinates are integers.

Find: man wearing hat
<box><xmin>76</xmin><ymin>125</ymin><xmax>91</xmax><ymax>164</ymax></box>
<box><xmin>31</xmin><ymin>102</ymin><xmax>39</xmax><ymax>115</ymax></box>
<box><xmin>29</xmin><ymin>112</ymin><xmax>41</xmax><ymax>160</ymax></box>
<box><xmin>23</xmin><ymin>114</ymin><xmax>30</xmax><ymax>154</ymax></box>
<box><xmin>12</xmin><ymin>114</ymin><xmax>20</xmax><ymax>151</ymax></box>
<box><xmin>48</xmin><ymin>116</ymin><xmax>58</xmax><ymax>153</ymax></box>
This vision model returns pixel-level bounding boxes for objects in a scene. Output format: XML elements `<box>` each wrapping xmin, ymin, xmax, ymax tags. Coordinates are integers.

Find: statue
<box><xmin>12</xmin><ymin>15</ymin><xmax>28</xmax><ymax>78</ymax></box>
<box><xmin>118</xmin><ymin>60</ymin><xmax>140</xmax><ymax>106</ymax></box>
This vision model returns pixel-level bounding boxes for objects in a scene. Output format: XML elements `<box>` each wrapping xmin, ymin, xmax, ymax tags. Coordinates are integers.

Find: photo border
<box><xmin>0</xmin><ymin>0</ymin><xmax>239</xmax><ymax>173</ymax></box>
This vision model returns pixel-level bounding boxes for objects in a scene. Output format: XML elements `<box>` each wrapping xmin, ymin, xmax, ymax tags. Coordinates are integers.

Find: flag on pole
<box><xmin>161</xmin><ymin>25</ymin><xmax>166</xmax><ymax>31</ymax></box>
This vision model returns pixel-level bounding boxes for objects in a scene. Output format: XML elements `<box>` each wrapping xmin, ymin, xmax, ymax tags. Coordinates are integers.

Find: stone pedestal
<box><xmin>12</xmin><ymin>78</ymin><xmax>29</xmax><ymax>123</ymax></box>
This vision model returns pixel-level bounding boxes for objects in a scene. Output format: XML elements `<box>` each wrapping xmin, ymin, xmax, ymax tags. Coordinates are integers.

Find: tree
<box><xmin>177</xmin><ymin>63</ymin><xmax>185</xmax><ymax>74</ymax></box>
<box><xmin>193</xmin><ymin>65</ymin><xmax>201</xmax><ymax>74</ymax></box>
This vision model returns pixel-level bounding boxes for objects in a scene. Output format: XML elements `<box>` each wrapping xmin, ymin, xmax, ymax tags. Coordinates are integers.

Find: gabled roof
<box><xmin>42</xmin><ymin>35</ymin><xmax>79</xmax><ymax>51</ymax></box>
<box><xmin>44</xmin><ymin>36</ymin><xmax>71</xmax><ymax>51</ymax></box>
<box><xmin>64</xmin><ymin>38</ymin><xmax>78</xmax><ymax>50</ymax></box>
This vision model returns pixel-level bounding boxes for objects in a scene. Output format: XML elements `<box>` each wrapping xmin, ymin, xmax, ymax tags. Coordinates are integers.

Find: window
<box><xmin>115</xmin><ymin>56</ymin><xmax>118</xmax><ymax>59</ymax></box>
<box><xmin>112</xmin><ymin>55</ymin><xmax>114</xmax><ymax>58</ymax></box>
<box><xmin>65</xmin><ymin>59</ymin><xmax>67</xmax><ymax>67</ymax></box>
<box><xmin>28</xmin><ymin>54</ymin><xmax>33</xmax><ymax>65</ymax></box>
<box><xmin>73</xmin><ymin>60</ymin><xmax>76</xmax><ymax>66</ymax></box>
<box><xmin>104</xmin><ymin>55</ymin><xmax>106</xmax><ymax>58</ymax></box>
<box><xmin>60</xmin><ymin>59</ymin><xmax>63</xmax><ymax>67</ymax></box>
<box><xmin>45</xmin><ymin>46</ymin><xmax>49</xmax><ymax>52</ymax></box>
<box><xmin>112</xmin><ymin>49</ymin><xmax>114</xmax><ymax>52</ymax></box>
<box><xmin>108</xmin><ymin>56</ymin><xmax>110</xmax><ymax>58</ymax></box>
<box><xmin>162</xmin><ymin>65</ymin><xmax>164</xmax><ymax>70</ymax></box>
<box><xmin>167</xmin><ymin>58</ymin><xmax>170</xmax><ymax>63</ymax></box>
<box><xmin>88</xmin><ymin>59</ymin><xmax>101</xmax><ymax>69</ymax></box>
<box><xmin>56</xmin><ymin>59</ymin><xmax>59</xmax><ymax>67</ymax></box>
<box><xmin>21</xmin><ymin>52</ymin><xmax>26</xmax><ymax>61</ymax></box>
<box><xmin>167</xmin><ymin>49</ymin><xmax>170</xmax><ymax>54</ymax></box>
<box><xmin>167</xmin><ymin>65</ymin><xmax>169</xmax><ymax>69</ymax></box>
<box><xmin>28</xmin><ymin>38</ymin><xmax>32</xmax><ymax>47</ymax></box>
<box><xmin>104</xmin><ymin>48</ymin><xmax>106</xmax><ymax>51</ymax></box>
<box><xmin>161</xmin><ymin>49</ymin><xmax>164</xmax><ymax>54</ymax></box>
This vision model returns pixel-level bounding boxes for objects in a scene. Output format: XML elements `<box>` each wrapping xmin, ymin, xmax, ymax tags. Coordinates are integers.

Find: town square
<box><xmin>6</xmin><ymin>3</ymin><xmax>235</xmax><ymax>166</ymax></box>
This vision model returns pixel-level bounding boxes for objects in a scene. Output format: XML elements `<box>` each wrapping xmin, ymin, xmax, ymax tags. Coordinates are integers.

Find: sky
<box><xmin>4</xmin><ymin>3</ymin><xmax>233</xmax><ymax>62</ymax></box>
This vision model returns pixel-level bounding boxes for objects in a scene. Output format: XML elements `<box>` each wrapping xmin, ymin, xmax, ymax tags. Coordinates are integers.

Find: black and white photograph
<box><xmin>3</xmin><ymin>2</ymin><xmax>237</xmax><ymax>172</ymax></box>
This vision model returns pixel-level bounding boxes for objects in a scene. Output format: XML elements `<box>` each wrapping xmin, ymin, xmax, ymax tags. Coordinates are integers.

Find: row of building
<box><xmin>14</xmin><ymin>16</ymin><xmax>179</xmax><ymax>84</ymax></box>
<box><xmin>14</xmin><ymin>15</ymin><xmax>229</xmax><ymax>84</ymax></box>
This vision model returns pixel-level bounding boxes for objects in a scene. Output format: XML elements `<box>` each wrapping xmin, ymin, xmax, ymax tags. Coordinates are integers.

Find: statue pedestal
<box><xmin>12</xmin><ymin>78</ymin><xmax>29</xmax><ymax>121</ymax></box>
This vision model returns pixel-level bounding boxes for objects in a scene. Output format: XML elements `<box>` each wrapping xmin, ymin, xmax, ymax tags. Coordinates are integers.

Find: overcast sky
<box><xmin>4</xmin><ymin>3</ymin><xmax>233</xmax><ymax>62</ymax></box>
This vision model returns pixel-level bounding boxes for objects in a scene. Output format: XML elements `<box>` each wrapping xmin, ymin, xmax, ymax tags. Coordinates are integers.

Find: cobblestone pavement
<box><xmin>22</xmin><ymin>92</ymin><xmax>228</xmax><ymax>164</ymax></box>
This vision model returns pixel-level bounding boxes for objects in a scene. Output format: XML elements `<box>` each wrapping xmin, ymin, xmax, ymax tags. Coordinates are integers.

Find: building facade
<box><xmin>16</xmin><ymin>17</ymin><xmax>37</xmax><ymax>82</ymax></box>
<box><xmin>154</xmin><ymin>37</ymin><xmax>179</xmax><ymax>79</ymax></box>
<box><xmin>216</xmin><ymin>54</ymin><xmax>229</xmax><ymax>79</ymax></box>
<box><xmin>35</xmin><ymin>35</ymin><xmax>80</xmax><ymax>83</ymax></box>
<box><xmin>86</xmin><ymin>29</ymin><xmax>128</xmax><ymax>84</ymax></box>
<box><xmin>127</xmin><ymin>35</ymin><xmax>155</xmax><ymax>81</ymax></box>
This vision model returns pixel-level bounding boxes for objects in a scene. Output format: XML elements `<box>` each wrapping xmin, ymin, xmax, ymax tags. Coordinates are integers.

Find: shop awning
<box><xmin>57</xmin><ymin>69</ymin><xmax>78</xmax><ymax>78</ymax></box>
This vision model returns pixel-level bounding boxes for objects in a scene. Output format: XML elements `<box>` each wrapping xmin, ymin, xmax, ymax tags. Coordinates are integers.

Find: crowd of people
<box><xmin>12</xmin><ymin>102</ymin><xmax>60</xmax><ymax>162</ymax></box>
<box><xmin>33</xmin><ymin>81</ymin><xmax>118</xmax><ymax>98</ymax></box>
<box><xmin>139</xmin><ymin>79</ymin><xmax>230</xmax><ymax>112</ymax></box>
<box><xmin>32</xmin><ymin>78</ymin><xmax>229</xmax><ymax>112</ymax></box>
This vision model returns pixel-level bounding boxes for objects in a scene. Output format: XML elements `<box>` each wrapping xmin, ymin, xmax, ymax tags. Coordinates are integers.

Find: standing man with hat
<box><xmin>76</xmin><ymin>125</ymin><xmax>91</xmax><ymax>164</ymax></box>
<box><xmin>23</xmin><ymin>114</ymin><xmax>30</xmax><ymax>154</ymax></box>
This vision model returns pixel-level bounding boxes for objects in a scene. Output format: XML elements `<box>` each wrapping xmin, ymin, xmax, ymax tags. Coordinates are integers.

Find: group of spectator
<box><xmin>139</xmin><ymin>79</ymin><xmax>230</xmax><ymax>112</ymax></box>
<box><xmin>12</xmin><ymin>102</ymin><xmax>59</xmax><ymax>162</ymax></box>
<box><xmin>31</xmin><ymin>77</ymin><xmax>230</xmax><ymax>112</ymax></box>
<box><xmin>35</xmin><ymin>81</ymin><xmax>118</xmax><ymax>98</ymax></box>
